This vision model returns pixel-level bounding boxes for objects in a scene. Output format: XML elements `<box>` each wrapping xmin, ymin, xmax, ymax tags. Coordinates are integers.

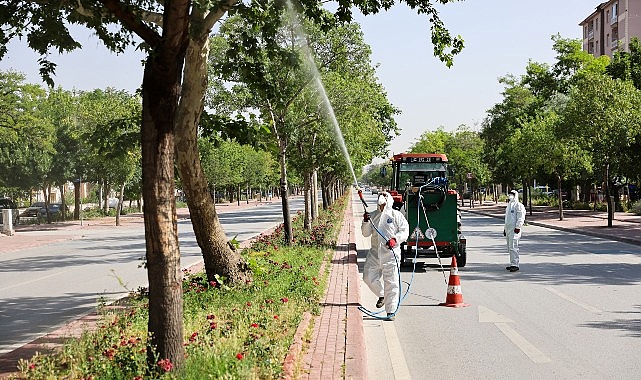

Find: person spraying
<box><xmin>504</xmin><ymin>189</ymin><xmax>526</xmax><ymax>272</ymax></box>
<box><xmin>361</xmin><ymin>191</ymin><xmax>409</xmax><ymax>320</ymax></box>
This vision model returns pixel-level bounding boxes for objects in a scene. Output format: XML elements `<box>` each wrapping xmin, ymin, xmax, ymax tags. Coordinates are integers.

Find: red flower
<box><xmin>246</xmin><ymin>302</ymin><xmax>252</xmax><ymax>307</ymax></box>
<box><xmin>265</xmin><ymin>299</ymin><xmax>274</xmax><ymax>304</ymax></box>
<box><xmin>251</xmin><ymin>323</ymin><xmax>259</xmax><ymax>328</ymax></box>
<box><xmin>206</xmin><ymin>314</ymin><xmax>216</xmax><ymax>320</ymax></box>
<box><xmin>157</xmin><ymin>358</ymin><xmax>173</xmax><ymax>372</ymax></box>
<box><xmin>102</xmin><ymin>349</ymin><xmax>115</xmax><ymax>360</ymax></box>
<box><xmin>236</xmin><ymin>353</ymin><xmax>244</xmax><ymax>360</ymax></box>
<box><xmin>280</xmin><ymin>297</ymin><xmax>289</xmax><ymax>303</ymax></box>
<box><xmin>209</xmin><ymin>281</ymin><xmax>217</xmax><ymax>287</ymax></box>
<box><xmin>189</xmin><ymin>332</ymin><xmax>198</xmax><ymax>342</ymax></box>
<box><xmin>210</xmin><ymin>322</ymin><xmax>218</xmax><ymax>329</ymax></box>
<box><xmin>274</xmin><ymin>315</ymin><xmax>279</xmax><ymax>319</ymax></box>
<box><xmin>28</xmin><ymin>363</ymin><xmax>36</xmax><ymax>370</ymax></box>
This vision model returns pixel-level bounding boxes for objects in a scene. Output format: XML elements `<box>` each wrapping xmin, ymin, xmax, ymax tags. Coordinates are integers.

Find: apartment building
<box><xmin>580</xmin><ymin>0</ymin><xmax>641</xmax><ymax>57</ymax></box>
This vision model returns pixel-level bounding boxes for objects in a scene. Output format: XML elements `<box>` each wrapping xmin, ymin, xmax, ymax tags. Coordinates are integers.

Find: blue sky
<box><xmin>0</xmin><ymin>0</ymin><xmax>593</xmax><ymax>155</ymax></box>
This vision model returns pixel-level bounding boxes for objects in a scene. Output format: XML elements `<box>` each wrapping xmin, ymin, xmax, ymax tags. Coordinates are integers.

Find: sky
<box><xmin>0</xmin><ymin>0</ymin><xmax>594</xmax><ymax>156</ymax></box>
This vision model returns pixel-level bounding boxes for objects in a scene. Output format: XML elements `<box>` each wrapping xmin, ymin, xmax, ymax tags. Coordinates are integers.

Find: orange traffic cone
<box><xmin>439</xmin><ymin>256</ymin><xmax>470</xmax><ymax>308</ymax></box>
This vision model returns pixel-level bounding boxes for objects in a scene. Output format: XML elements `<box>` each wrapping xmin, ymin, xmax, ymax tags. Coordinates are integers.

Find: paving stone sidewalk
<box><xmin>290</xmin><ymin>196</ymin><xmax>366</xmax><ymax>380</ymax></box>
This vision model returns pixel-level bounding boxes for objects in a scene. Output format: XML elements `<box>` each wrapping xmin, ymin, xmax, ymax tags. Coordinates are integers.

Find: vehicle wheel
<box><xmin>400</xmin><ymin>243</ymin><xmax>410</xmax><ymax>267</ymax></box>
<box><xmin>456</xmin><ymin>242</ymin><xmax>467</xmax><ymax>267</ymax></box>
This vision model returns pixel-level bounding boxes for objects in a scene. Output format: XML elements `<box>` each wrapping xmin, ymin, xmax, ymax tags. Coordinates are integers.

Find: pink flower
<box><xmin>236</xmin><ymin>353</ymin><xmax>244</xmax><ymax>360</ymax></box>
<box><xmin>158</xmin><ymin>358</ymin><xmax>173</xmax><ymax>372</ymax></box>
<box><xmin>28</xmin><ymin>363</ymin><xmax>36</xmax><ymax>370</ymax></box>
<box><xmin>209</xmin><ymin>281</ymin><xmax>217</xmax><ymax>287</ymax></box>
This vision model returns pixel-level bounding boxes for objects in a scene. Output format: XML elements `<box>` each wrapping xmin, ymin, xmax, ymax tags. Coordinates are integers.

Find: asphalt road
<box><xmin>0</xmin><ymin>197</ymin><xmax>306</xmax><ymax>354</ymax></box>
<box><xmin>356</xmin><ymin>193</ymin><xmax>641</xmax><ymax>379</ymax></box>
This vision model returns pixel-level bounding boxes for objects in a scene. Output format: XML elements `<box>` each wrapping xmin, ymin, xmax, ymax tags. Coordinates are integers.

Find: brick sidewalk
<box><xmin>293</xmin><ymin>198</ymin><xmax>366</xmax><ymax>380</ymax></box>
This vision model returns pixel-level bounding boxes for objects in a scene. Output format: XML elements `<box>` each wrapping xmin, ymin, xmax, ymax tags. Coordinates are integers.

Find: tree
<box><xmin>409</xmin><ymin>126</ymin><xmax>488</xmax><ymax>194</ymax></box>
<box><xmin>0</xmin><ymin>71</ymin><xmax>56</xmax><ymax>208</ymax></box>
<box><xmin>2</xmin><ymin>0</ymin><xmax>463</xmax><ymax>368</ymax></box>
<box><xmin>608</xmin><ymin>37</ymin><xmax>641</xmax><ymax>90</ymax></box>
<box><xmin>79</xmin><ymin>88</ymin><xmax>141</xmax><ymax>225</ymax></box>
<box><xmin>481</xmin><ymin>36</ymin><xmax>609</xmax><ymax>201</ymax></box>
<box><xmin>561</xmin><ymin>72</ymin><xmax>641</xmax><ymax>223</ymax></box>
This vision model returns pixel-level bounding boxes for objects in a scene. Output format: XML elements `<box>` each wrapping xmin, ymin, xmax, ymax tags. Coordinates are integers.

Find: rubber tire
<box><xmin>400</xmin><ymin>243</ymin><xmax>410</xmax><ymax>267</ymax></box>
<box><xmin>456</xmin><ymin>242</ymin><xmax>467</xmax><ymax>267</ymax></box>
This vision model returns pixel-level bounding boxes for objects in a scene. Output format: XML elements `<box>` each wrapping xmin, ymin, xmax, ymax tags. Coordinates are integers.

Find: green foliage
<box><xmin>409</xmin><ymin>126</ymin><xmax>489</xmax><ymax>189</ymax></box>
<box><xmin>480</xmin><ymin>34</ymin><xmax>638</xmax><ymax>194</ymax></box>
<box><xmin>561</xmin><ymin>72</ymin><xmax>641</xmax><ymax>181</ymax></box>
<box><xmin>360</xmin><ymin>163</ymin><xmax>391</xmax><ymax>188</ymax></box>
<box><xmin>0</xmin><ymin>71</ymin><xmax>55</xmax><ymax>190</ymax></box>
<box><xmin>630</xmin><ymin>200</ymin><xmax>641</xmax><ymax>215</ymax></box>
<box><xmin>607</xmin><ymin>37</ymin><xmax>641</xmax><ymax>90</ymax></box>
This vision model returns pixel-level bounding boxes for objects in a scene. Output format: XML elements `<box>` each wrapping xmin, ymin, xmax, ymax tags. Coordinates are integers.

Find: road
<box><xmin>356</xmin><ymin>193</ymin><xmax>641</xmax><ymax>379</ymax></box>
<box><xmin>0</xmin><ymin>197</ymin><xmax>306</xmax><ymax>354</ymax></box>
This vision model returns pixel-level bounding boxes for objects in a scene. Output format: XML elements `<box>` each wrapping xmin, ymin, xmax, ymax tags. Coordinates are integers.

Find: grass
<box><xmin>15</xmin><ymin>195</ymin><xmax>347</xmax><ymax>379</ymax></box>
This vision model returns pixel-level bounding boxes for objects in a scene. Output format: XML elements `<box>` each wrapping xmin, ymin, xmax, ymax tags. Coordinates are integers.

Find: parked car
<box><xmin>108</xmin><ymin>198</ymin><xmax>119</xmax><ymax>209</ymax></box>
<box><xmin>21</xmin><ymin>202</ymin><xmax>68</xmax><ymax>218</ymax></box>
<box><xmin>0</xmin><ymin>198</ymin><xmax>20</xmax><ymax>226</ymax></box>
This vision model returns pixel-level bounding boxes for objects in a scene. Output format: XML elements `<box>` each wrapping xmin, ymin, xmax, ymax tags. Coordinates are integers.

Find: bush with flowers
<box><xmin>16</xmin><ymin>193</ymin><xmax>347</xmax><ymax>379</ymax></box>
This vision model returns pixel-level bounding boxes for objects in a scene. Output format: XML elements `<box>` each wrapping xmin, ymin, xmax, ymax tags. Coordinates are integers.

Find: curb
<box><xmin>463</xmin><ymin>208</ymin><xmax>641</xmax><ymax>247</ymax></box>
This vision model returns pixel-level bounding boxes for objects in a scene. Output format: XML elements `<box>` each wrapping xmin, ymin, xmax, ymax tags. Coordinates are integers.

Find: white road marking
<box><xmin>494</xmin><ymin>322</ymin><xmax>552</xmax><ymax>363</ymax></box>
<box><xmin>383</xmin><ymin>321</ymin><xmax>412</xmax><ymax>380</ymax></box>
<box><xmin>478</xmin><ymin>305</ymin><xmax>514</xmax><ymax>323</ymax></box>
<box><xmin>0</xmin><ymin>269</ymin><xmax>71</xmax><ymax>292</ymax></box>
<box><xmin>544</xmin><ymin>286</ymin><xmax>603</xmax><ymax>314</ymax></box>
<box><xmin>479</xmin><ymin>306</ymin><xmax>551</xmax><ymax>364</ymax></box>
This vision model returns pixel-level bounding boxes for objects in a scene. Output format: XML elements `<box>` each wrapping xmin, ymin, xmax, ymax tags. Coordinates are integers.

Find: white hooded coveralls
<box><xmin>504</xmin><ymin>191</ymin><xmax>526</xmax><ymax>267</ymax></box>
<box><xmin>361</xmin><ymin>192</ymin><xmax>410</xmax><ymax>314</ymax></box>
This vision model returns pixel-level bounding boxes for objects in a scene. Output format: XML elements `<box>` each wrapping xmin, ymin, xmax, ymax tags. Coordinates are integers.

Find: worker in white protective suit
<box><xmin>361</xmin><ymin>191</ymin><xmax>409</xmax><ymax>320</ymax></box>
<box><xmin>504</xmin><ymin>189</ymin><xmax>526</xmax><ymax>272</ymax></box>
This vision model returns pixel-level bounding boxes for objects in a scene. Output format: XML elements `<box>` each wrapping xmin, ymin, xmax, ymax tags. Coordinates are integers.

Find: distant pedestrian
<box><xmin>361</xmin><ymin>191</ymin><xmax>409</xmax><ymax>320</ymax></box>
<box><xmin>504</xmin><ymin>189</ymin><xmax>525</xmax><ymax>272</ymax></box>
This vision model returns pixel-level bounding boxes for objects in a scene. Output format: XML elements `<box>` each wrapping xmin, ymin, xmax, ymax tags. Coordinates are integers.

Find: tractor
<box><xmin>387</xmin><ymin>153</ymin><xmax>467</xmax><ymax>267</ymax></box>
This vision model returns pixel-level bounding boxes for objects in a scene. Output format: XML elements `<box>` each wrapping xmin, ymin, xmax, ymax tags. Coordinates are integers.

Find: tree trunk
<box><xmin>304</xmin><ymin>172</ymin><xmax>311</xmax><ymax>230</ymax></box>
<box><xmin>557</xmin><ymin>175</ymin><xmax>564</xmax><ymax>221</ymax></box>
<box><xmin>277</xmin><ymin>138</ymin><xmax>293</xmax><ymax>245</ymax></box>
<box><xmin>140</xmin><ymin>10</ymin><xmax>190</xmax><ymax>366</ymax></box>
<box><xmin>116</xmin><ymin>182</ymin><xmax>125</xmax><ymax>226</ymax></box>
<box><xmin>174</xmin><ymin>28</ymin><xmax>252</xmax><ymax>286</ymax></box>
<box><xmin>321</xmin><ymin>177</ymin><xmax>329</xmax><ymax>210</ymax></box>
<box><xmin>311</xmin><ymin>169</ymin><xmax>318</xmax><ymax>221</ymax></box>
<box><xmin>74</xmin><ymin>180</ymin><xmax>81</xmax><ymax>220</ymax></box>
